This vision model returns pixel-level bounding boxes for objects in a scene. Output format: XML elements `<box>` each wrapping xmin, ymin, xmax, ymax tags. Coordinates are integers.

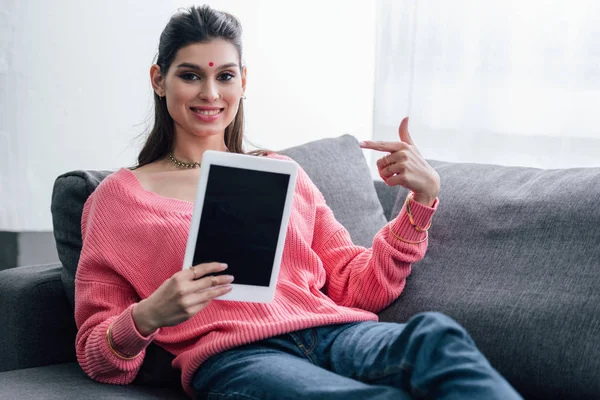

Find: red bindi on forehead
<box><xmin>209</xmin><ymin>62</ymin><xmax>214</xmax><ymax>67</ymax></box>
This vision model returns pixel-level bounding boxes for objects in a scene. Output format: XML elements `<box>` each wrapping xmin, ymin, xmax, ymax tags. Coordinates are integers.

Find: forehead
<box><xmin>172</xmin><ymin>39</ymin><xmax>239</xmax><ymax>66</ymax></box>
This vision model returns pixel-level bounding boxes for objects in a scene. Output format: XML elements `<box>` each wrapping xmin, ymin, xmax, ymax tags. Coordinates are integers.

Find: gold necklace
<box><xmin>167</xmin><ymin>152</ymin><xmax>201</xmax><ymax>169</ymax></box>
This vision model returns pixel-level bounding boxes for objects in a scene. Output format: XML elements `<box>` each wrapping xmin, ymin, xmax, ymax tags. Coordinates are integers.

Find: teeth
<box><xmin>193</xmin><ymin>108</ymin><xmax>221</xmax><ymax>116</ymax></box>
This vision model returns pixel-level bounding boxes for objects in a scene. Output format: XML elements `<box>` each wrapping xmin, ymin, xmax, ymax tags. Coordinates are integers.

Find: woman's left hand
<box><xmin>359</xmin><ymin>117</ymin><xmax>440</xmax><ymax>207</ymax></box>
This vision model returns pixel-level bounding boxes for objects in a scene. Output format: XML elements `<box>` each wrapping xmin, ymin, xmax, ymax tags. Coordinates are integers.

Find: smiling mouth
<box><xmin>190</xmin><ymin>108</ymin><xmax>224</xmax><ymax>116</ymax></box>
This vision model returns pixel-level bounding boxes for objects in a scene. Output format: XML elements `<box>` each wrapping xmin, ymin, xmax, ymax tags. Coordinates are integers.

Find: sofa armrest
<box><xmin>0</xmin><ymin>263</ymin><xmax>77</xmax><ymax>372</ymax></box>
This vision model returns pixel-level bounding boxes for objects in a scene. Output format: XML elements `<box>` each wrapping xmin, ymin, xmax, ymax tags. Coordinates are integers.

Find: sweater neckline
<box><xmin>117</xmin><ymin>168</ymin><xmax>195</xmax><ymax>213</ymax></box>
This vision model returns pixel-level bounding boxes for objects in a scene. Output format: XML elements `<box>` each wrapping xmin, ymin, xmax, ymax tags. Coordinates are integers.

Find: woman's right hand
<box><xmin>132</xmin><ymin>262</ymin><xmax>234</xmax><ymax>336</ymax></box>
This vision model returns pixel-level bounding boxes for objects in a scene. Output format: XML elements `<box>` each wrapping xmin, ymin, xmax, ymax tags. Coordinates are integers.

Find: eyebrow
<box><xmin>175</xmin><ymin>62</ymin><xmax>239</xmax><ymax>71</ymax></box>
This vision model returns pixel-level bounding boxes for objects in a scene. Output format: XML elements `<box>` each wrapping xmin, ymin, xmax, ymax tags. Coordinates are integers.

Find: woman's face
<box><xmin>152</xmin><ymin>39</ymin><xmax>246</xmax><ymax>140</ymax></box>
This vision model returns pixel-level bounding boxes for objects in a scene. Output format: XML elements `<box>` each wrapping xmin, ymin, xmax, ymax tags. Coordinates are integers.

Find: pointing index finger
<box><xmin>359</xmin><ymin>140</ymin><xmax>404</xmax><ymax>153</ymax></box>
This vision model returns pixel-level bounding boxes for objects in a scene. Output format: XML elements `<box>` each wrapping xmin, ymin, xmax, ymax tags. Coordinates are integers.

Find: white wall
<box><xmin>1</xmin><ymin>0</ymin><xmax>376</xmax><ymax>231</ymax></box>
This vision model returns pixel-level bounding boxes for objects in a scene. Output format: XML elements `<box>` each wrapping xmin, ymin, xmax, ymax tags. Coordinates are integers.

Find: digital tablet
<box><xmin>182</xmin><ymin>150</ymin><xmax>298</xmax><ymax>303</ymax></box>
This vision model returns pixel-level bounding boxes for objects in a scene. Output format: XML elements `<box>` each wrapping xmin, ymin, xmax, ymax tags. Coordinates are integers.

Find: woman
<box><xmin>74</xmin><ymin>5</ymin><xmax>522</xmax><ymax>399</ymax></box>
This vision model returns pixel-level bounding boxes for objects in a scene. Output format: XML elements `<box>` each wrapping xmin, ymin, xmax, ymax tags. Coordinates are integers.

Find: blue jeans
<box><xmin>192</xmin><ymin>312</ymin><xmax>522</xmax><ymax>399</ymax></box>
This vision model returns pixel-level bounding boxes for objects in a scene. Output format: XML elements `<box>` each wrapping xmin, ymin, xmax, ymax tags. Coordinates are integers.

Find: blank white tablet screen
<box><xmin>192</xmin><ymin>165</ymin><xmax>291</xmax><ymax>286</ymax></box>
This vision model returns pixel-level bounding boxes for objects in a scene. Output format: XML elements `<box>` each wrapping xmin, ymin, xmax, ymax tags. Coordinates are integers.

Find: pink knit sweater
<box><xmin>74</xmin><ymin>154</ymin><xmax>438</xmax><ymax>398</ymax></box>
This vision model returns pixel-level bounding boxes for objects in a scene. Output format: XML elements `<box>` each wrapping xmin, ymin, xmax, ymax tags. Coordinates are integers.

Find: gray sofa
<box><xmin>1</xmin><ymin>135</ymin><xmax>598</xmax><ymax>399</ymax></box>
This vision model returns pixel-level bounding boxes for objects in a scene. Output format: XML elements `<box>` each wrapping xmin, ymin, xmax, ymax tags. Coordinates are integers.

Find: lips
<box><xmin>190</xmin><ymin>107</ymin><xmax>224</xmax><ymax>123</ymax></box>
<box><xmin>190</xmin><ymin>107</ymin><xmax>224</xmax><ymax>116</ymax></box>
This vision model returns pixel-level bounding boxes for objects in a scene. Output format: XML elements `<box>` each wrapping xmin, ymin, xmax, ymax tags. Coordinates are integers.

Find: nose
<box><xmin>199</xmin><ymin>80</ymin><xmax>220</xmax><ymax>102</ymax></box>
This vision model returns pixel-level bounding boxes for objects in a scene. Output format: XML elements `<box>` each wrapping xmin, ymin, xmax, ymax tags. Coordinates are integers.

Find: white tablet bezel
<box><xmin>182</xmin><ymin>150</ymin><xmax>298</xmax><ymax>303</ymax></box>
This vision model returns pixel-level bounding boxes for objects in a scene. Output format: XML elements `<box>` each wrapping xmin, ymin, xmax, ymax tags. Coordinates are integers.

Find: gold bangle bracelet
<box><xmin>405</xmin><ymin>192</ymin><xmax>432</xmax><ymax>232</ymax></box>
<box><xmin>388</xmin><ymin>224</ymin><xmax>428</xmax><ymax>244</ymax></box>
<box><xmin>105</xmin><ymin>322</ymin><xmax>142</xmax><ymax>360</ymax></box>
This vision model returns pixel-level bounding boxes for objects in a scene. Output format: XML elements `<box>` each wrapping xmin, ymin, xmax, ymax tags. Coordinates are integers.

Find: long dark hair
<box><xmin>137</xmin><ymin>5</ymin><xmax>264</xmax><ymax>168</ymax></box>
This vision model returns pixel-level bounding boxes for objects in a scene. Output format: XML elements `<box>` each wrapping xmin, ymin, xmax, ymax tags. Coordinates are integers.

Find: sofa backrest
<box><xmin>51</xmin><ymin>170</ymin><xmax>113</xmax><ymax>308</ymax></box>
<box><xmin>377</xmin><ymin>159</ymin><xmax>600</xmax><ymax>400</ymax></box>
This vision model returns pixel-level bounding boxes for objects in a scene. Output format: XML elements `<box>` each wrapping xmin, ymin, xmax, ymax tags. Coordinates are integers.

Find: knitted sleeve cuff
<box><xmin>389</xmin><ymin>195</ymin><xmax>439</xmax><ymax>242</ymax></box>
<box><xmin>109</xmin><ymin>303</ymin><xmax>160</xmax><ymax>358</ymax></box>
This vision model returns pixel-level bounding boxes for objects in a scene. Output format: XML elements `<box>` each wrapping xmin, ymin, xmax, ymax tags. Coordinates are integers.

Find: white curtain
<box><xmin>373</xmin><ymin>0</ymin><xmax>600</xmax><ymax>170</ymax></box>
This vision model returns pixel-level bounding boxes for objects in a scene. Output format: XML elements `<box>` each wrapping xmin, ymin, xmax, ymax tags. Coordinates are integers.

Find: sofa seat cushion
<box><xmin>0</xmin><ymin>363</ymin><xmax>186</xmax><ymax>399</ymax></box>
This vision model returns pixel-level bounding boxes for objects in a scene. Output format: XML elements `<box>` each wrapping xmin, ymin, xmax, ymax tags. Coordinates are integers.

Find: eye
<box><xmin>180</xmin><ymin>72</ymin><xmax>199</xmax><ymax>81</ymax></box>
<box><xmin>218</xmin><ymin>72</ymin><xmax>235</xmax><ymax>81</ymax></box>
